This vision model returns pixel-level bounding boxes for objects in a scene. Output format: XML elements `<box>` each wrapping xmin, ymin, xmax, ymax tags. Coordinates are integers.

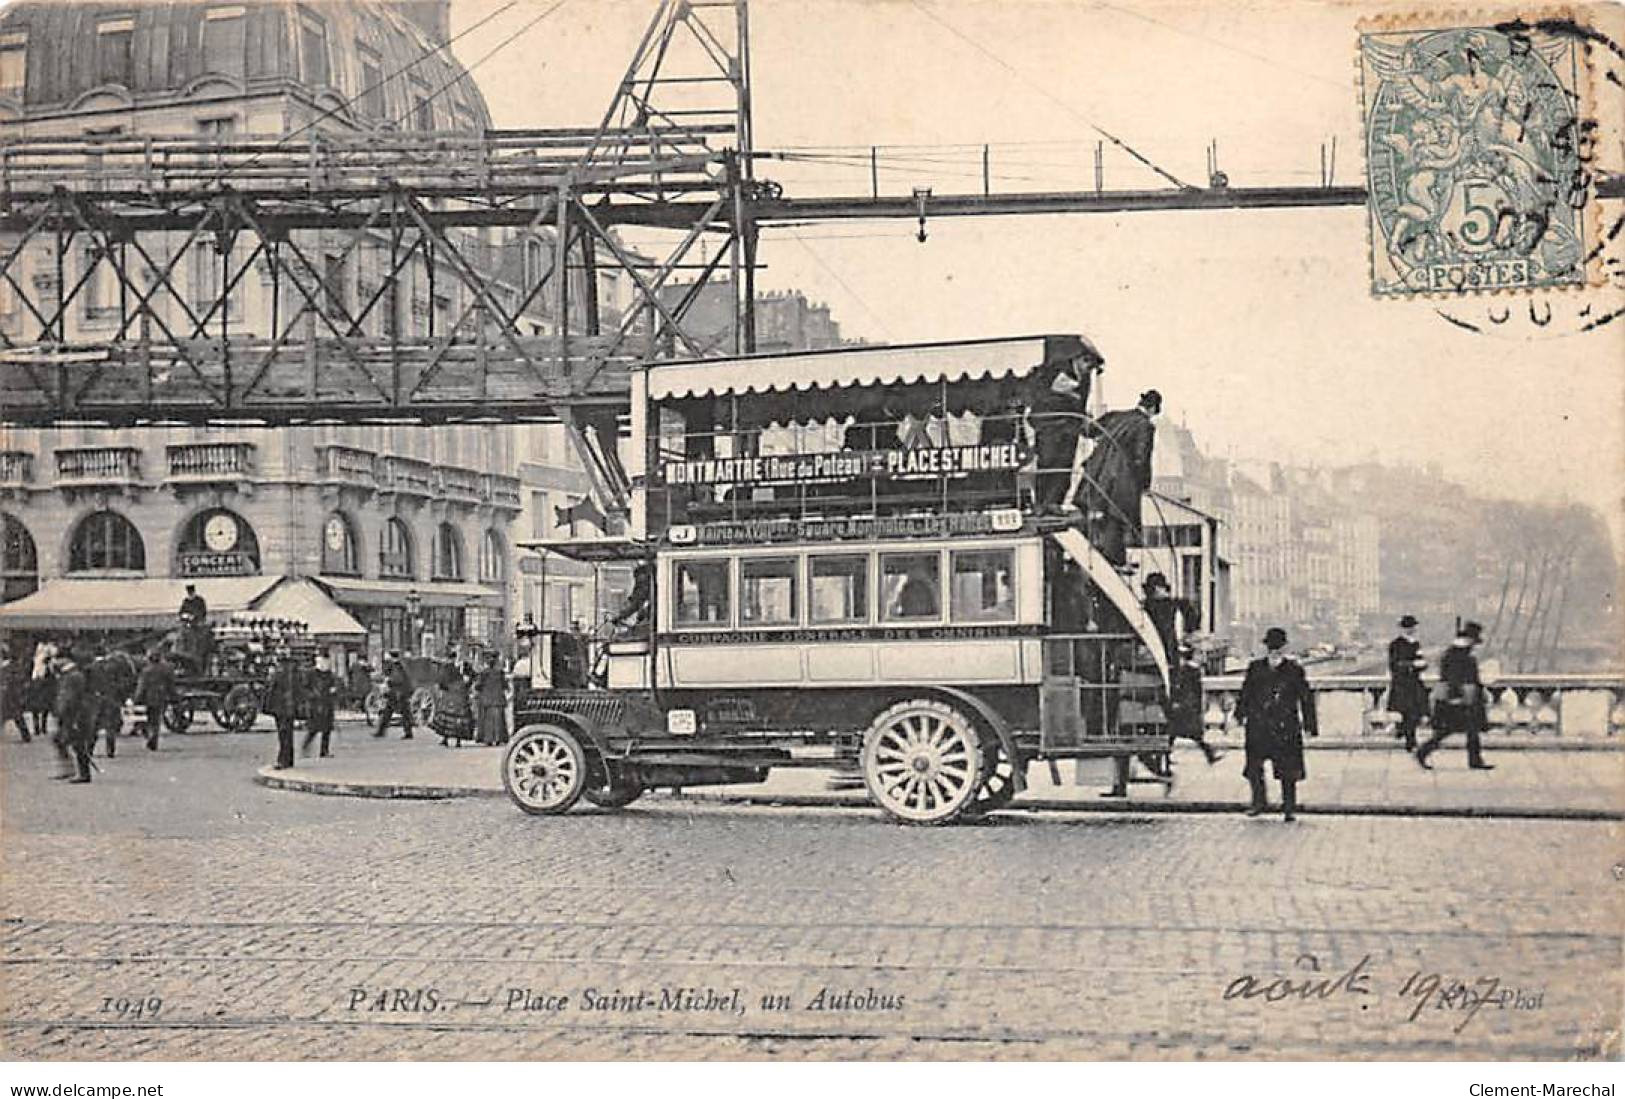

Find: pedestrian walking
<box><xmin>1237</xmin><ymin>626</ymin><xmax>1317</xmax><ymax>821</ymax></box>
<box><xmin>0</xmin><ymin>646</ymin><xmax>30</xmax><ymax>743</ymax></box>
<box><xmin>1416</xmin><ymin>621</ymin><xmax>1494</xmax><ymax>772</ymax></box>
<box><xmin>132</xmin><ymin>648</ymin><xmax>176</xmax><ymax>751</ymax></box>
<box><xmin>1387</xmin><ymin>614</ymin><xmax>1428</xmax><ymax>751</ymax></box>
<box><xmin>264</xmin><ymin>651</ymin><xmax>302</xmax><ymax>770</ymax></box>
<box><xmin>50</xmin><ymin>649</ymin><xmax>94</xmax><ymax>784</ymax></box>
<box><xmin>431</xmin><ymin>662</ymin><xmax>474</xmax><ymax>746</ymax></box>
<box><xmin>373</xmin><ymin>652</ymin><xmax>415</xmax><ymax>739</ymax></box>
<box><xmin>1169</xmin><ymin>641</ymin><xmax>1223</xmax><ymax>765</ymax></box>
<box><xmin>474</xmin><ymin>653</ymin><xmax>508</xmax><ymax>746</ymax></box>
<box><xmin>301</xmin><ymin>654</ymin><xmax>337</xmax><ymax>758</ymax></box>
<box><xmin>85</xmin><ymin>647</ymin><xmax>134</xmax><ymax>759</ymax></box>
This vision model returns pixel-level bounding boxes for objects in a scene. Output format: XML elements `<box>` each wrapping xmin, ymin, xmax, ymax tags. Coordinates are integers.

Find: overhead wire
<box><xmin>905</xmin><ymin>0</ymin><xmax>1194</xmax><ymax>190</ymax></box>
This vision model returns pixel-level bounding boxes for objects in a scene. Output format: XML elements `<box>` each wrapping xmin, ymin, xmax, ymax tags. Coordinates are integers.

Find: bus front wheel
<box><xmin>861</xmin><ymin>698</ymin><xmax>985</xmax><ymax>826</ymax></box>
<box><xmin>503</xmin><ymin>724</ymin><xmax>588</xmax><ymax>815</ymax></box>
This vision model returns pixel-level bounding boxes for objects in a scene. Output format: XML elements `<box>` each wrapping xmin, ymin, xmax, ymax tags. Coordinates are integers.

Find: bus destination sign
<box><xmin>658</xmin><ymin>443</ymin><xmax>1028</xmax><ymax>487</ymax></box>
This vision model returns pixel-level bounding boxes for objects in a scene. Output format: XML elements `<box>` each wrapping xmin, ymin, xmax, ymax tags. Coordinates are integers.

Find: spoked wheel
<box><xmin>410</xmin><ymin>686</ymin><xmax>436</xmax><ymax>727</ymax></box>
<box><xmin>164</xmin><ymin>698</ymin><xmax>196</xmax><ymax>733</ymax></box>
<box><xmin>363</xmin><ymin>687</ymin><xmax>385</xmax><ymax>726</ymax></box>
<box><xmin>861</xmin><ymin>698</ymin><xmax>985</xmax><ymax>826</ymax></box>
<box><xmin>216</xmin><ymin>684</ymin><xmax>259</xmax><ymax>732</ymax></box>
<box><xmin>965</xmin><ymin>731</ymin><xmax>1019</xmax><ymax>817</ymax></box>
<box><xmin>582</xmin><ymin>763</ymin><xmax>645</xmax><ymax>810</ymax></box>
<box><xmin>503</xmin><ymin>724</ymin><xmax>588</xmax><ymax>815</ymax></box>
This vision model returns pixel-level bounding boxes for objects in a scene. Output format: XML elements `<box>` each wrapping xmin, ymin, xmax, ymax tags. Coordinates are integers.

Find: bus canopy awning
<box><xmin>0</xmin><ymin>576</ymin><xmax>280</xmax><ymax>631</ymax></box>
<box><xmin>516</xmin><ymin>538</ymin><xmax>651</xmax><ymax>563</ymax></box>
<box><xmin>646</xmin><ymin>335</ymin><xmax>1094</xmax><ymax>405</ymax></box>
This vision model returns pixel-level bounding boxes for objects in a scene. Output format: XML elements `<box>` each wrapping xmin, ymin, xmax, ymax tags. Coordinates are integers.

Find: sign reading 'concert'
<box><xmin>658</xmin><ymin>444</ymin><xmax>1028</xmax><ymax>487</ymax></box>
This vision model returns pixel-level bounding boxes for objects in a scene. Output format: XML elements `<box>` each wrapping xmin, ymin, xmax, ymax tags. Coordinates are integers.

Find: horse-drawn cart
<box><xmin>162</xmin><ymin>619</ymin><xmax>316</xmax><ymax>733</ymax></box>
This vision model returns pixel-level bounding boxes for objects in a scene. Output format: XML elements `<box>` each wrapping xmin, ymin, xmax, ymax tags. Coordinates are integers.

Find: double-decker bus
<box><xmin>507</xmin><ymin>335</ymin><xmax>1200</xmax><ymax>824</ymax></box>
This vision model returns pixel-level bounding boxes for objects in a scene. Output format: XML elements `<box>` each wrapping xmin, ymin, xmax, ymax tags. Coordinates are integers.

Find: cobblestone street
<box><xmin>1</xmin><ymin>729</ymin><xmax>1620</xmax><ymax>1060</ymax></box>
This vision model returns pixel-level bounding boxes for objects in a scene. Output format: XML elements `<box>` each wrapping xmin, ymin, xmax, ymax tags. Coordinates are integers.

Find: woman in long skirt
<box><xmin>431</xmin><ymin>663</ymin><xmax>475</xmax><ymax>747</ymax></box>
<box><xmin>474</xmin><ymin>655</ymin><xmax>508</xmax><ymax>746</ymax></box>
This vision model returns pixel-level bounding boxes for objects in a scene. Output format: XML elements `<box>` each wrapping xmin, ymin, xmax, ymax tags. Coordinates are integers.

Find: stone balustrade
<box><xmin>1202</xmin><ymin>673</ymin><xmax>1625</xmax><ymax>741</ymax></box>
<box><xmin>54</xmin><ymin>446</ymin><xmax>141</xmax><ymax>486</ymax></box>
<box><xmin>167</xmin><ymin>442</ymin><xmax>254</xmax><ymax>481</ymax></box>
<box><xmin>436</xmin><ymin>464</ymin><xmax>483</xmax><ymax>504</ymax></box>
<box><xmin>0</xmin><ymin>450</ymin><xmax>33</xmax><ymax>487</ymax></box>
<box><xmin>317</xmin><ymin>445</ymin><xmax>378</xmax><ymax>489</ymax></box>
<box><xmin>378</xmin><ymin>456</ymin><xmax>434</xmax><ymax>497</ymax></box>
<box><xmin>482</xmin><ymin>473</ymin><xmax>523</xmax><ymax>511</ymax></box>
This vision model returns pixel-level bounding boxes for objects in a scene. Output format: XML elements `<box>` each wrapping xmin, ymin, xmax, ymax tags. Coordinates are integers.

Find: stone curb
<box><xmin>255</xmin><ymin>767</ymin><xmax>1622</xmax><ymax>821</ymax></box>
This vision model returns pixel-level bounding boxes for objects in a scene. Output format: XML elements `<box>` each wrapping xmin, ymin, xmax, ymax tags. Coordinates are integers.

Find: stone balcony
<box><xmin>481</xmin><ymin>472</ymin><xmax>523</xmax><ymax>511</ymax></box>
<box><xmin>0</xmin><ymin>450</ymin><xmax>33</xmax><ymax>489</ymax></box>
<box><xmin>55</xmin><ymin>446</ymin><xmax>142</xmax><ymax>488</ymax></box>
<box><xmin>436</xmin><ymin>464</ymin><xmax>484</xmax><ymax>505</ymax></box>
<box><xmin>378</xmin><ymin>455</ymin><xmax>435</xmax><ymax>498</ymax></box>
<box><xmin>167</xmin><ymin>442</ymin><xmax>254</xmax><ymax>483</ymax></box>
<box><xmin>317</xmin><ymin>445</ymin><xmax>378</xmax><ymax>490</ymax></box>
<box><xmin>1202</xmin><ymin>673</ymin><xmax>1625</xmax><ymax>741</ymax></box>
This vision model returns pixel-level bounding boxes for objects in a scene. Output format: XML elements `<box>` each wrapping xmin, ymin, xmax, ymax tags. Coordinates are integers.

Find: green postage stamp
<box><xmin>1360</xmin><ymin>19</ymin><xmax>1591</xmax><ymax>297</ymax></box>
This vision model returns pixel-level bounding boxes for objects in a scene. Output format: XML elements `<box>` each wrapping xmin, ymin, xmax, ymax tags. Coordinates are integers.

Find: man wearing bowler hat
<box><xmin>1237</xmin><ymin>626</ymin><xmax>1317</xmax><ymax>820</ymax></box>
<box><xmin>1387</xmin><ymin>615</ymin><xmax>1429</xmax><ymax>752</ymax></box>
<box><xmin>1416</xmin><ymin>621</ymin><xmax>1494</xmax><ymax>771</ymax></box>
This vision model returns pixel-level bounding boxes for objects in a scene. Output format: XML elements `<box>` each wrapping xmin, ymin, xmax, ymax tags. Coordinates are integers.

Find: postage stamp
<box><xmin>1359</xmin><ymin>19</ymin><xmax>1592</xmax><ymax>297</ymax></box>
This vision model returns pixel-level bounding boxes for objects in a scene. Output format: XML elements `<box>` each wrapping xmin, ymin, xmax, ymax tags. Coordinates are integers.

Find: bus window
<box><xmin>741</xmin><ymin>557</ymin><xmax>799</xmax><ymax>626</ymax></box>
<box><xmin>881</xmin><ymin>552</ymin><xmax>941</xmax><ymax>622</ymax></box>
<box><xmin>809</xmin><ymin>554</ymin><xmax>869</xmax><ymax>624</ymax></box>
<box><xmin>673</xmin><ymin>559</ymin><xmax>731</xmax><ymax>627</ymax></box>
<box><xmin>950</xmin><ymin>548</ymin><xmax>1016</xmax><ymax>623</ymax></box>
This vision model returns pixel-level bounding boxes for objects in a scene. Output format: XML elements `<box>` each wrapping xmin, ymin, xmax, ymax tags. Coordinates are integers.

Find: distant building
<box><xmin>654</xmin><ymin>280</ymin><xmax>854</xmax><ymax>355</ymax></box>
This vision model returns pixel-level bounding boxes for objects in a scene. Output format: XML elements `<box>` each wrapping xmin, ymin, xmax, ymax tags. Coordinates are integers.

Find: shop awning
<box><xmin>311</xmin><ymin>577</ymin><xmax>504</xmax><ymax>608</ymax></box>
<box><xmin>231</xmin><ymin>579</ymin><xmax>365</xmax><ymax>640</ymax></box>
<box><xmin>0</xmin><ymin>576</ymin><xmax>280</xmax><ymax>631</ymax></box>
<box><xmin>645</xmin><ymin>335</ymin><xmax>1091</xmax><ymax>401</ymax></box>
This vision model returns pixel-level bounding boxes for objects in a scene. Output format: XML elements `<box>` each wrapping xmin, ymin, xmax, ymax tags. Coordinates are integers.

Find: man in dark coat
<box><xmin>85</xmin><ymin>649</ymin><xmax>135</xmax><ymax>759</ymax></box>
<box><xmin>1142</xmin><ymin>572</ymin><xmax>1194</xmax><ymax>663</ymax></box>
<box><xmin>301</xmin><ymin>654</ymin><xmax>337</xmax><ymax>758</ymax></box>
<box><xmin>1387</xmin><ymin>614</ymin><xmax>1428</xmax><ymax>751</ymax></box>
<box><xmin>373</xmin><ymin>652</ymin><xmax>415</xmax><ymax>740</ymax></box>
<box><xmin>133</xmin><ymin>648</ymin><xmax>176</xmax><ymax>752</ymax></box>
<box><xmin>1416</xmin><ymin>621</ymin><xmax>1493</xmax><ymax>771</ymax></box>
<box><xmin>1237</xmin><ymin>626</ymin><xmax>1317</xmax><ymax>820</ymax></box>
<box><xmin>1169</xmin><ymin>641</ymin><xmax>1222</xmax><ymax>765</ymax></box>
<box><xmin>1077</xmin><ymin>389</ymin><xmax>1160</xmax><ymax>566</ymax></box>
<box><xmin>179</xmin><ymin>583</ymin><xmax>208</xmax><ymax>624</ymax></box>
<box><xmin>51</xmin><ymin>650</ymin><xmax>94</xmax><ymax>783</ymax></box>
<box><xmin>1029</xmin><ymin>342</ymin><xmax>1104</xmax><ymax>512</ymax></box>
<box><xmin>264</xmin><ymin>652</ymin><xmax>302</xmax><ymax>769</ymax></box>
<box><xmin>0</xmin><ymin>647</ymin><xmax>29</xmax><ymax>743</ymax></box>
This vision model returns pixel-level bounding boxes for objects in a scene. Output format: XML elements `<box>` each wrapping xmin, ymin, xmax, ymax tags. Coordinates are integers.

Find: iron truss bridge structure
<box><xmin>2</xmin><ymin>0</ymin><xmax>1621</xmax><ymax>512</ymax></box>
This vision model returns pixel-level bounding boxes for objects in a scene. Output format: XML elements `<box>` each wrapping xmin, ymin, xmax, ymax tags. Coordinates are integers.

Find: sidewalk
<box><xmin>256</xmin><ymin>719</ymin><xmax>1625</xmax><ymax>820</ymax></box>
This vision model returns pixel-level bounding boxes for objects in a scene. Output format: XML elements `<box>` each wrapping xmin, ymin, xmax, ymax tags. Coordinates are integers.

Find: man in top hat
<box><xmin>1141</xmin><ymin>571</ymin><xmax>1194</xmax><ymax>663</ymax></box>
<box><xmin>50</xmin><ymin>647</ymin><xmax>94</xmax><ymax>783</ymax></box>
<box><xmin>179</xmin><ymin>583</ymin><xmax>207</xmax><ymax>624</ymax></box>
<box><xmin>1416</xmin><ymin>621</ymin><xmax>1494</xmax><ymax>771</ymax></box>
<box><xmin>1387</xmin><ymin>615</ymin><xmax>1429</xmax><ymax>751</ymax></box>
<box><xmin>264</xmin><ymin>650</ymin><xmax>303</xmax><ymax>770</ymax></box>
<box><xmin>1076</xmin><ymin>389</ymin><xmax>1161</xmax><ymax>566</ymax></box>
<box><xmin>1237</xmin><ymin>626</ymin><xmax>1317</xmax><ymax>820</ymax></box>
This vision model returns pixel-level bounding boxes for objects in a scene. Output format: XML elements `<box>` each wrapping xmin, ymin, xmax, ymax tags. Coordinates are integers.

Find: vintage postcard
<box><xmin>0</xmin><ymin>0</ymin><xmax>1620</xmax><ymax>1072</ymax></box>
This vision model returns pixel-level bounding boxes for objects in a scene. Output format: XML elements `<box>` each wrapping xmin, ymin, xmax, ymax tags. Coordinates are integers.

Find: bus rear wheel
<box><xmin>503</xmin><ymin>724</ymin><xmax>588</xmax><ymax>815</ymax></box>
<box><xmin>861</xmin><ymin>698</ymin><xmax>985</xmax><ymax>826</ymax></box>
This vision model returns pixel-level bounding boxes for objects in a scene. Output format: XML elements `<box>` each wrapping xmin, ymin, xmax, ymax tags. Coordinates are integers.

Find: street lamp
<box><xmin>405</xmin><ymin>588</ymin><xmax>422</xmax><ymax>655</ymax></box>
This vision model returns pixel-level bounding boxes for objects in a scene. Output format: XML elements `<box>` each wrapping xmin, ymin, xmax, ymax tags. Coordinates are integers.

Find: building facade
<box><xmin>0</xmin><ymin>0</ymin><xmax>626</xmax><ymax>660</ymax></box>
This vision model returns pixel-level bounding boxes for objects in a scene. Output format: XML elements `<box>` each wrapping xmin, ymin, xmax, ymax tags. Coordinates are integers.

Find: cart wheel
<box><xmin>164</xmin><ymin>699</ymin><xmax>195</xmax><ymax>733</ymax></box>
<box><xmin>503</xmin><ymin>724</ymin><xmax>588</xmax><ymax>815</ymax></box>
<box><xmin>860</xmin><ymin>698</ymin><xmax>985</xmax><ymax>825</ymax></box>
<box><xmin>363</xmin><ymin>687</ymin><xmax>384</xmax><ymax>726</ymax></box>
<box><xmin>218</xmin><ymin>684</ymin><xmax>259</xmax><ymax>732</ymax></box>
<box><xmin>965</xmin><ymin>731</ymin><xmax>1019</xmax><ymax>816</ymax></box>
<box><xmin>410</xmin><ymin>686</ymin><xmax>436</xmax><ymax>727</ymax></box>
<box><xmin>583</xmin><ymin>763</ymin><xmax>644</xmax><ymax>809</ymax></box>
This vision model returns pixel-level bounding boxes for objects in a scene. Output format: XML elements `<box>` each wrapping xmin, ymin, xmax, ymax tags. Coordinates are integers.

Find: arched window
<box><xmin>68</xmin><ymin>510</ymin><xmax>145</xmax><ymax>573</ymax></box>
<box><xmin>433</xmin><ymin>522</ymin><xmax>463</xmax><ymax>580</ymax></box>
<box><xmin>1</xmin><ymin>514</ymin><xmax>38</xmax><ymax>602</ymax></box>
<box><xmin>478</xmin><ymin>529</ymin><xmax>504</xmax><ymax>583</ymax></box>
<box><xmin>175</xmin><ymin>507</ymin><xmax>260</xmax><ymax>577</ymax></box>
<box><xmin>320</xmin><ymin>511</ymin><xmax>359</xmax><ymax>576</ymax></box>
<box><xmin>379</xmin><ymin>517</ymin><xmax>414</xmax><ymax>578</ymax></box>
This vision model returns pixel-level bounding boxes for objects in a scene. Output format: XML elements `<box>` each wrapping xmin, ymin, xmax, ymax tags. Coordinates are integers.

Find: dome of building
<box><xmin>0</xmin><ymin>0</ymin><xmax>489</xmax><ymax>132</ymax></box>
